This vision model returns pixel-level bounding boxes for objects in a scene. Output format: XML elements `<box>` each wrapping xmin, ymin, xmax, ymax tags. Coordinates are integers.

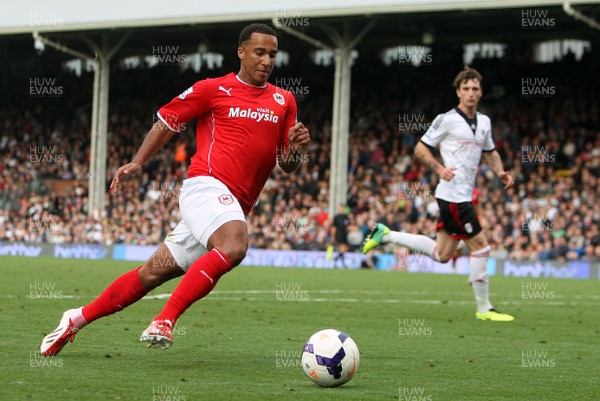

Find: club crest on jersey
<box><xmin>218</xmin><ymin>194</ymin><xmax>234</xmax><ymax>205</ymax></box>
<box><xmin>179</xmin><ymin>86</ymin><xmax>193</xmax><ymax>99</ymax></box>
<box><xmin>273</xmin><ymin>93</ymin><xmax>285</xmax><ymax>105</ymax></box>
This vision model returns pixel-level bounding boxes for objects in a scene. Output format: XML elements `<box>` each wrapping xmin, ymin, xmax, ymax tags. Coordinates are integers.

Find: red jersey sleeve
<box><xmin>157</xmin><ymin>79</ymin><xmax>214</xmax><ymax>132</ymax></box>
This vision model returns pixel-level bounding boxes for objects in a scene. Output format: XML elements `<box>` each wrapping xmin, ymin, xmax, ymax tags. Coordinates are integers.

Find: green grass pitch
<box><xmin>1</xmin><ymin>256</ymin><xmax>598</xmax><ymax>401</ymax></box>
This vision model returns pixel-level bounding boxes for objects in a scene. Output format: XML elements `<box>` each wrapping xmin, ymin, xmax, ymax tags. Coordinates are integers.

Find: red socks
<box><xmin>81</xmin><ymin>266</ymin><xmax>149</xmax><ymax>324</ymax></box>
<box><xmin>79</xmin><ymin>249</ymin><xmax>232</xmax><ymax>328</ymax></box>
<box><xmin>154</xmin><ymin>248</ymin><xmax>232</xmax><ymax>325</ymax></box>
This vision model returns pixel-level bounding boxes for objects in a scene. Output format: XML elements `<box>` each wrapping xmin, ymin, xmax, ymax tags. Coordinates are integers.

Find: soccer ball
<box><xmin>301</xmin><ymin>329</ymin><xmax>360</xmax><ymax>387</ymax></box>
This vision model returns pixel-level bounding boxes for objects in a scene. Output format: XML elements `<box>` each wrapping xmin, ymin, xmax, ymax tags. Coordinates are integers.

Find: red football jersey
<box><xmin>157</xmin><ymin>73</ymin><xmax>297</xmax><ymax>214</ymax></box>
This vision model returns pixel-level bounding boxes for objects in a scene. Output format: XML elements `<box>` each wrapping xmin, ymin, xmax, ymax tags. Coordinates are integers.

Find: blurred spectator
<box><xmin>1</xmin><ymin>52</ymin><xmax>599</xmax><ymax>263</ymax></box>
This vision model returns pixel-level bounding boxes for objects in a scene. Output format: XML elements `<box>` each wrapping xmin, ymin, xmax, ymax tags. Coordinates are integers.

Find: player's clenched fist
<box><xmin>436</xmin><ymin>166</ymin><xmax>457</xmax><ymax>182</ymax></box>
<box><xmin>288</xmin><ymin>122</ymin><xmax>310</xmax><ymax>148</ymax></box>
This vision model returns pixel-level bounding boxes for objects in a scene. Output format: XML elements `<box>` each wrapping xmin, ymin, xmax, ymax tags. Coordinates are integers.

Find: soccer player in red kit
<box><xmin>40</xmin><ymin>23</ymin><xmax>310</xmax><ymax>356</ymax></box>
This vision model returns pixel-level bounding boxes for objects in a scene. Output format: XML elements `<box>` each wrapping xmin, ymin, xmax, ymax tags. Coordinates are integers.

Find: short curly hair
<box><xmin>453</xmin><ymin>66</ymin><xmax>483</xmax><ymax>88</ymax></box>
<box><xmin>238</xmin><ymin>23</ymin><xmax>277</xmax><ymax>46</ymax></box>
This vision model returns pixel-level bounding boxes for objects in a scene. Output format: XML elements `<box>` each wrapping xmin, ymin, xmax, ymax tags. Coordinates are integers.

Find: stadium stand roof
<box><xmin>1</xmin><ymin>0</ymin><xmax>598</xmax><ymax>35</ymax></box>
<box><xmin>3</xmin><ymin>1</ymin><xmax>598</xmax><ymax>64</ymax></box>
<box><xmin>2</xmin><ymin>0</ymin><xmax>598</xmax><ymax>215</ymax></box>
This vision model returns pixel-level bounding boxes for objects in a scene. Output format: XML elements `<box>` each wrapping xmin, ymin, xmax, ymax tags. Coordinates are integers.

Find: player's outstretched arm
<box><xmin>483</xmin><ymin>150</ymin><xmax>514</xmax><ymax>189</ymax></box>
<box><xmin>110</xmin><ymin>120</ymin><xmax>176</xmax><ymax>192</ymax></box>
<box><xmin>414</xmin><ymin>141</ymin><xmax>456</xmax><ymax>181</ymax></box>
<box><xmin>278</xmin><ymin>122</ymin><xmax>310</xmax><ymax>174</ymax></box>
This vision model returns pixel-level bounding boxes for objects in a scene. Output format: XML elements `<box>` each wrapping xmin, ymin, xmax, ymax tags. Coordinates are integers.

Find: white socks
<box><xmin>69</xmin><ymin>307</ymin><xmax>88</xmax><ymax>330</ymax></box>
<box><xmin>382</xmin><ymin>232</ymin><xmax>494</xmax><ymax>313</ymax></box>
<box><xmin>382</xmin><ymin>232</ymin><xmax>440</xmax><ymax>262</ymax></box>
<box><xmin>469</xmin><ymin>246</ymin><xmax>493</xmax><ymax>313</ymax></box>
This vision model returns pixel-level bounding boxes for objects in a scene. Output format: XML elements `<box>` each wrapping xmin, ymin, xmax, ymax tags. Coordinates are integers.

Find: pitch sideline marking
<box><xmin>141</xmin><ymin>293</ymin><xmax>594</xmax><ymax>306</ymax></box>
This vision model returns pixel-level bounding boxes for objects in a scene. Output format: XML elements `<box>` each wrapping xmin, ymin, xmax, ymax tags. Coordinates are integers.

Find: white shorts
<box><xmin>164</xmin><ymin>176</ymin><xmax>245</xmax><ymax>271</ymax></box>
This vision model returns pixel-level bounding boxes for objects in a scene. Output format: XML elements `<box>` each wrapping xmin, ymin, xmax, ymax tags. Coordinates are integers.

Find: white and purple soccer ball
<box><xmin>301</xmin><ymin>329</ymin><xmax>360</xmax><ymax>387</ymax></box>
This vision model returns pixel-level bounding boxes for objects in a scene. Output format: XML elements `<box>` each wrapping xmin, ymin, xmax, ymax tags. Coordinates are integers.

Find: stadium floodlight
<box><xmin>275</xmin><ymin>50</ymin><xmax>289</xmax><ymax>67</ymax></box>
<box><xmin>33</xmin><ymin>31</ymin><xmax>45</xmax><ymax>53</ymax></box>
<box><xmin>422</xmin><ymin>31</ymin><xmax>434</xmax><ymax>45</ymax></box>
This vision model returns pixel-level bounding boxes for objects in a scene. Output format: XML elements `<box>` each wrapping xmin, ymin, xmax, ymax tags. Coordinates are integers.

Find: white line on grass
<box><xmin>3</xmin><ymin>290</ymin><xmax>598</xmax><ymax>306</ymax></box>
<box><xmin>141</xmin><ymin>293</ymin><xmax>595</xmax><ymax>306</ymax></box>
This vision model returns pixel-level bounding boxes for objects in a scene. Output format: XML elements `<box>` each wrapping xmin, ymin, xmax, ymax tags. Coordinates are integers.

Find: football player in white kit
<box><xmin>363</xmin><ymin>67</ymin><xmax>514</xmax><ymax>321</ymax></box>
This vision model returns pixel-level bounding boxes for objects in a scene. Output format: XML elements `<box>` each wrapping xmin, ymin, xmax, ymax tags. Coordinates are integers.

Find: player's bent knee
<box><xmin>208</xmin><ymin>221</ymin><xmax>248</xmax><ymax>268</ymax></box>
<box><xmin>220</xmin><ymin>246</ymin><xmax>247</xmax><ymax>268</ymax></box>
<box><xmin>437</xmin><ymin>249</ymin><xmax>454</xmax><ymax>264</ymax></box>
<box><xmin>438</xmin><ymin>255</ymin><xmax>452</xmax><ymax>264</ymax></box>
<box><xmin>138</xmin><ymin>266</ymin><xmax>165</xmax><ymax>289</ymax></box>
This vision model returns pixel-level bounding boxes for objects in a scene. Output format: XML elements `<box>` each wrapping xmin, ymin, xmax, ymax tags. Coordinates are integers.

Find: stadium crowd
<box><xmin>1</xmin><ymin>49</ymin><xmax>599</xmax><ymax>262</ymax></box>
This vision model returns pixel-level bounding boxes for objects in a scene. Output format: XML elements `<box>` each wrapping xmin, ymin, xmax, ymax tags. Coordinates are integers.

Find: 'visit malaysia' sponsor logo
<box><xmin>228</xmin><ymin>107</ymin><xmax>279</xmax><ymax>123</ymax></box>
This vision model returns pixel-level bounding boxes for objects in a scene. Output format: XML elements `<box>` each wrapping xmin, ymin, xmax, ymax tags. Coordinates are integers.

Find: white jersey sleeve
<box><xmin>421</xmin><ymin>113</ymin><xmax>447</xmax><ymax>148</ymax></box>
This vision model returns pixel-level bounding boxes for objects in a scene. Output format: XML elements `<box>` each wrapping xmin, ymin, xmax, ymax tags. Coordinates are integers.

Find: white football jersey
<box><xmin>421</xmin><ymin>108</ymin><xmax>495</xmax><ymax>203</ymax></box>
